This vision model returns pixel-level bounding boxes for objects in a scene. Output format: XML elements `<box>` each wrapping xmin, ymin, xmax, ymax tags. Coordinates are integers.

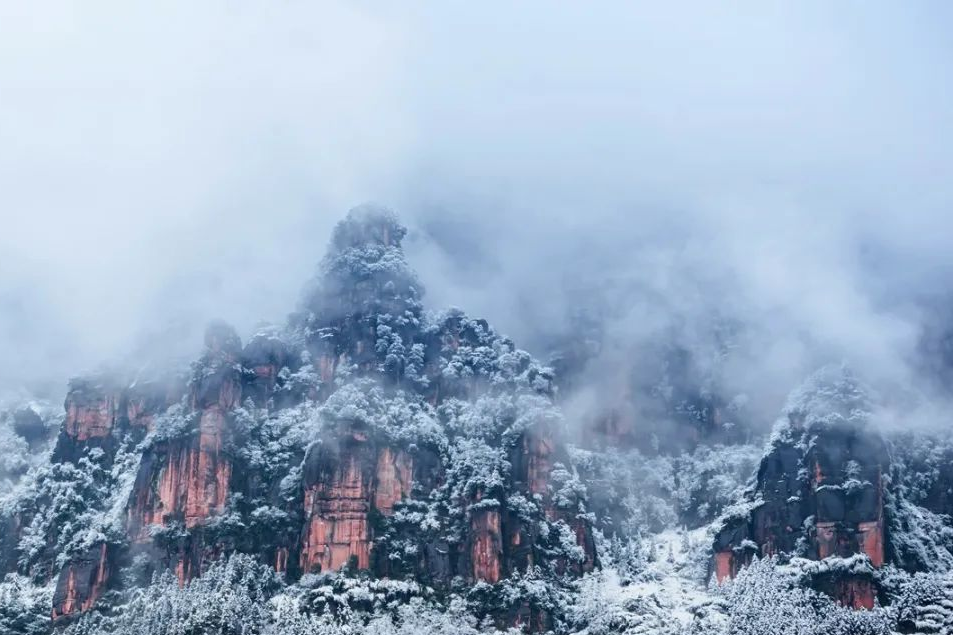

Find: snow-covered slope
<box><xmin>1</xmin><ymin>208</ymin><xmax>953</xmax><ymax>635</ymax></box>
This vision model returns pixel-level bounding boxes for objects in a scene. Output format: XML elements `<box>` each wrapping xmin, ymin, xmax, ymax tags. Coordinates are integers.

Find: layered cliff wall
<box><xmin>713</xmin><ymin>368</ymin><xmax>888</xmax><ymax>609</ymax></box>
<box><xmin>46</xmin><ymin>373</ymin><xmax>180</xmax><ymax>619</ymax></box>
<box><xmin>7</xmin><ymin>207</ymin><xmax>953</xmax><ymax>633</ymax></box>
<box><xmin>51</xmin><ymin>544</ymin><xmax>112</xmax><ymax>621</ymax></box>
<box><xmin>33</xmin><ymin>206</ymin><xmax>595</xmax><ymax>630</ymax></box>
<box><xmin>127</xmin><ymin>328</ymin><xmax>240</xmax><ymax>541</ymax></box>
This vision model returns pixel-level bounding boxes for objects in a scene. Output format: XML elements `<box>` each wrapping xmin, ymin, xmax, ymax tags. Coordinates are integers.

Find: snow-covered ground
<box><xmin>572</xmin><ymin>527</ymin><xmax>725</xmax><ymax>635</ymax></box>
<box><xmin>612</xmin><ymin>528</ymin><xmax>717</xmax><ymax>627</ymax></box>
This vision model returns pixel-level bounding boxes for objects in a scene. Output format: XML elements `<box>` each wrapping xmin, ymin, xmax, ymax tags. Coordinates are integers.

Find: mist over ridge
<box><xmin>2</xmin><ymin>2</ymin><xmax>952</xmax><ymax>424</ymax></box>
<box><xmin>5</xmin><ymin>5</ymin><xmax>953</xmax><ymax>635</ymax></box>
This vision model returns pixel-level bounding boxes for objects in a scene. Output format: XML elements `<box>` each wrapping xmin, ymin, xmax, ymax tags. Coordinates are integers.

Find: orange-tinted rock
<box><xmin>511</xmin><ymin>602</ymin><xmax>550</xmax><ymax>633</ymax></box>
<box><xmin>373</xmin><ymin>448</ymin><xmax>413</xmax><ymax>514</ymax></box>
<box><xmin>64</xmin><ymin>388</ymin><xmax>115</xmax><ymax>441</ymax></box>
<box><xmin>124</xmin><ymin>397</ymin><xmax>154</xmax><ymax>431</ymax></box>
<box><xmin>300</xmin><ymin>436</ymin><xmax>374</xmax><ymax>574</ymax></box>
<box><xmin>523</xmin><ymin>431</ymin><xmax>555</xmax><ymax>499</ymax></box>
<box><xmin>471</xmin><ymin>508</ymin><xmax>502</xmax><ymax>583</ymax></box>
<box><xmin>858</xmin><ymin>520</ymin><xmax>884</xmax><ymax>568</ymax></box>
<box><xmin>275</xmin><ymin>547</ymin><xmax>289</xmax><ymax>574</ymax></box>
<box><xmin>127</xmin><ymin>418</ymin><xmax>232</xmax><ymax>539</ymax></box>
<box><xmin>712</xmin><ymin>379</ymin><xmax>889</xmax><ymax>610</ymax></box>
<box><xmin>191</xmin><ymin>371</ymin><xmax>240</xmax><ymax>412</ymax></box>
<box><xmin>714</xmin><ymin>551</ymin><xmax>734</xmax><ymax>583</ymax></box>
<box><xmin>299</xmin><ymin>422</ymin><xmax>421</xmax><ymax>576</ymax></box>
<box><xmin>510</xmin><ymin>424</ymin><xmax>597</xmax><ymax>576</ymax></box>
<box><xmin>834</xmin><ymin>577</ymin><xmax>877</xmax><ymax>610</ymax></box>
<box><xmin>28</xmin><ymin>211</ymin><xmax>604</xmax><ymax>633</ymax></box>
<box><xmin>51</xmin><ymin>544</ymin><xmax>110</xmax><ymax>621</ymax></box>
<box><xmin>175</xmin><ymin>558</ymin><xmax>192</xmax><ymax>587</ymax></box>
<box><xmin>300</xmin><ymin>485</ymin><xmax>371</xmax><ymax>572</ymax></box>
<box><xmin>713</xmin><ymin>548</ymin><xmax>754</xmax><ymax>583</ymax></box>
<box><xmin>126</xmin><ymin>335</ymin><xmax>241</xmax><ymax>543</ymax></box>
<box><xmin>186</xmin><ymin>410</ymin><xmax>232</xmax><ymax>526</ymax></box>
<box><xmin>573</xmin><ymin>516</ymin><xmax>597</xmax><ymax>572</ymax></box>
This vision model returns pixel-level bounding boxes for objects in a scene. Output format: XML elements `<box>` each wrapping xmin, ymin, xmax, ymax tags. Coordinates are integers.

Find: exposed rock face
<box><xmin>126</xmin><ymin>419</ymin><xmax>233</xmax><ymax>539</ymax></box>
<box><xmin>809</xmin><ymin>427</ymin><xmax>886</xmax><ymax>568</ymax></box>
<box><xmin>11</xmin><ymin>208</ymin><xmax>953</xmax><ymax>633</ymax></box>
<box><xmin>713</xmin><ymin>368</ymin><xmax>887</xmax><ymax>609</ymax></box>
<box><xmin>296</xmin><ymin>422</ymin><xmax>570</xmax><ymax>587</ymax></box>
<box><xmin>10</xmin><ymin>206</ymin><xmax>595</xmax><ymax>631</ymax></box>
<box><xmin>51</xmin><ymin>378</ymin><xmax>120</xmax><ymax>465</ymax></box>
<box><xmin>300</xmin><ymin>428</ymin><xmax>377</xmax><ymax>573</ymax></box>
<box><xmin>51</xmin><ymin>544</ymin><xmax>111</xmax><ymax>620</ymax></box>
<box><xmin>44</xmin><ymin>373</ymin><xmax>180</xmax><ymax>622</ymax></box>
<box><xmin>508</xmin><ymin>423</ymin><xmax>597</xmax><ymax>577</ymax></box>
<box><xmin>63</xmin><ymin>381</ymin><xmax>116</xmax><ymax>442</ymax></box>
<box><xmin>469</xmin><ymin>506</ymin><xmax>503</xmax><ymax>583</ymax></box>
<box><xmin>242</xmin><ymin>329</ymin><xmax>294</xmax><ymax>406</ymax></box>
<box><xmin>52</xmin><ymin>373</ymin><xmax>178</xmax><ymax>464</ymax></box>
<box><xmin>127</xmin><ymin>324</ymin><xmax>241</xmax><ymax>545</ymax></box>
<box><xmin>122</xmin><ymin>378</ymin><xmax>178</xmax><ymax>433</ymax></box>
<box><xmin>373</xmin><ymin>447</ymin><xmax>413</xmax><ymax>515</ymax></box>
<box><xmin>292</xmin><ymin>207</ymin><xmax>596</xmax><ymax>598</ymax></box>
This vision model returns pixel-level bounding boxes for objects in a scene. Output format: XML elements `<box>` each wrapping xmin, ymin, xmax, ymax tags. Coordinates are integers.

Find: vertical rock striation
<box><xmin>299</xmin><ymin>427</ymin><xmax>377</xmax><ymax>574</ymax></box>
<box><xmin>51</xmin><ymin>544</ymin><xmax>112</xmax><ymax>620</ymax></box>
<box><xmin>125</xmin><ymin>323</ymin><xmax>241</xmax><ymax>584</ymax></box>
<box><xmin>713</xmin><ymin>367</ymin><xmax>887</xmax><ymax>608</ymax></box>
<box><xmin>18</xmin><ymin>206</ymin><xmax>595</xmax><ymax>630</ymax></box>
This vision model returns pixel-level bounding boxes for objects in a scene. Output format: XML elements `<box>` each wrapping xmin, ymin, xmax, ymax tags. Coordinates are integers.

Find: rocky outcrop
<box><xmin>15</xmin><ymin>206</ymin><xmax>596</xmax><ymax>632</ymax></box>
<box><xmin>300</xmin><ymin>428</ymin><xmax>377</xmax><ymax>574</ymax></box>
<box><xmin>51</xmin><ymin>543</ymin><xmax>111</xmax><ymax>621</ymax></box>
<box><xmin>469</xmin><ymin>506</ymin><xmax>503</xmax><ymax>583</ymax></box>
<box><xmin>52</xmin><ymin>371</ymin><xmax>179</xmax><ymax>465</ymax></box>
<box><xmin>299</xmin><ymin>427</ymin><xmax>416</xmax><ymax>575</ymax></box>
<box><xmin>126</xmin><ymin>419</ymin><xmax>233</xmax><ymax>539</ymax></box>
<box><xmin>121</xmin><ymin>377</ymin><xmax>179</xmax><ymax>433</ymax></box>
<box><xmin>515</xmin><ymin>431</ymin><xmax>597</xmax><ymax>582</ymax></box>
<box><xmin>810</xmin><ymin>431</ymin><xmax>886</xmax><ymax>568</ymax></box>
<box><xmin>63</xmin><ymin>381</ymin><xmax>116</xmax><ymax>442</ymax></box>
<box><xmin>127</xmin><ymin>324</ymin><xmax>241</xmax><ymax>545</ymax></box>
<box><xmin>713</xmin><ymin>368</ymin><xmax>887</xmax><ymax>609</ymax></box>
<box><xmin>243</xmin><ymin>329</ymin><xmax>295</xmax><ymax>407</ymax></box>
<box><xmin>373</xmin><ymin>447</ymin><xmax>414</xmax><ymax>515</ymax></box>
<box><xmin>51</xmin><ymin>378</ymin><xmax>119</xmax><ymax>464</ymax></box>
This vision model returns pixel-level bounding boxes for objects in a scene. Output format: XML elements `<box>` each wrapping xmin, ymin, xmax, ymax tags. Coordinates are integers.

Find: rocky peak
<box><xmin>302</xmin><ymin>204</ymin><xmax>423</xmax><ymax>325</ymax></box>
<box><xmin>714</xmin><ymin>366</ymin><xmax>888</xmax><ymax>608</ymax></box>
<box><xmin>17</xmin><ymin>206</ymin><xmax>595</xmax><ymax>631</ymax></box>
<box><xmin>329</xmin><ymin>203</ymin><xmax>407</xmax><ymax>252</ymax></box>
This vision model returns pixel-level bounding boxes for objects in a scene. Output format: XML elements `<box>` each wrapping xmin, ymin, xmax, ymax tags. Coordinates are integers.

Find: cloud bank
<box><xmin>2</xmin><ymin>2</ymin><xmax>952</xmax><ymax>428</ymax></box>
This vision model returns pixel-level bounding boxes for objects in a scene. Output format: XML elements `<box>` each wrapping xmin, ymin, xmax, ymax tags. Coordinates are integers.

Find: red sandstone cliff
<box><xmin>51</xmin><ymin>544</ymin><xmax>112</xmax><ymax>620</ymax></box>
<box><xmin>713</xmin><ymin>371</ymin><xmax>888</xmax><ymax>609</ymax></box>
<box><xmin>125</xmin><ymin>324</ymin><xmax>241</xmax><ymax>584</ymax></box>
<box><xmin>40</xmin><ymin>208</ymin><xmax>596</xmax><ymax>630</ymax></box>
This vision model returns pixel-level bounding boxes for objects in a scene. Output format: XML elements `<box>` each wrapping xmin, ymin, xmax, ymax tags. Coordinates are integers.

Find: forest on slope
<box><xmin>1</xmin><ymin>208</ymin><xmax>952</xmax><ymax>635</ymax></box>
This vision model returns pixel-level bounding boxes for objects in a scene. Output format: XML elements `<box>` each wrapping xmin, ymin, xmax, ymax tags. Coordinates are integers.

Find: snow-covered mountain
<box><xmin>1</xmin><ymin>207</ymin><xmax>953</xmax><ymax>635</ymax></box>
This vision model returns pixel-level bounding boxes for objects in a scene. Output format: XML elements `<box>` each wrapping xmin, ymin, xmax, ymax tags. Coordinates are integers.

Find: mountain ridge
<box><xmin>1</xmin><ymin>206</ymin><xmax>952</xmax><ymax>634</ymax></box>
